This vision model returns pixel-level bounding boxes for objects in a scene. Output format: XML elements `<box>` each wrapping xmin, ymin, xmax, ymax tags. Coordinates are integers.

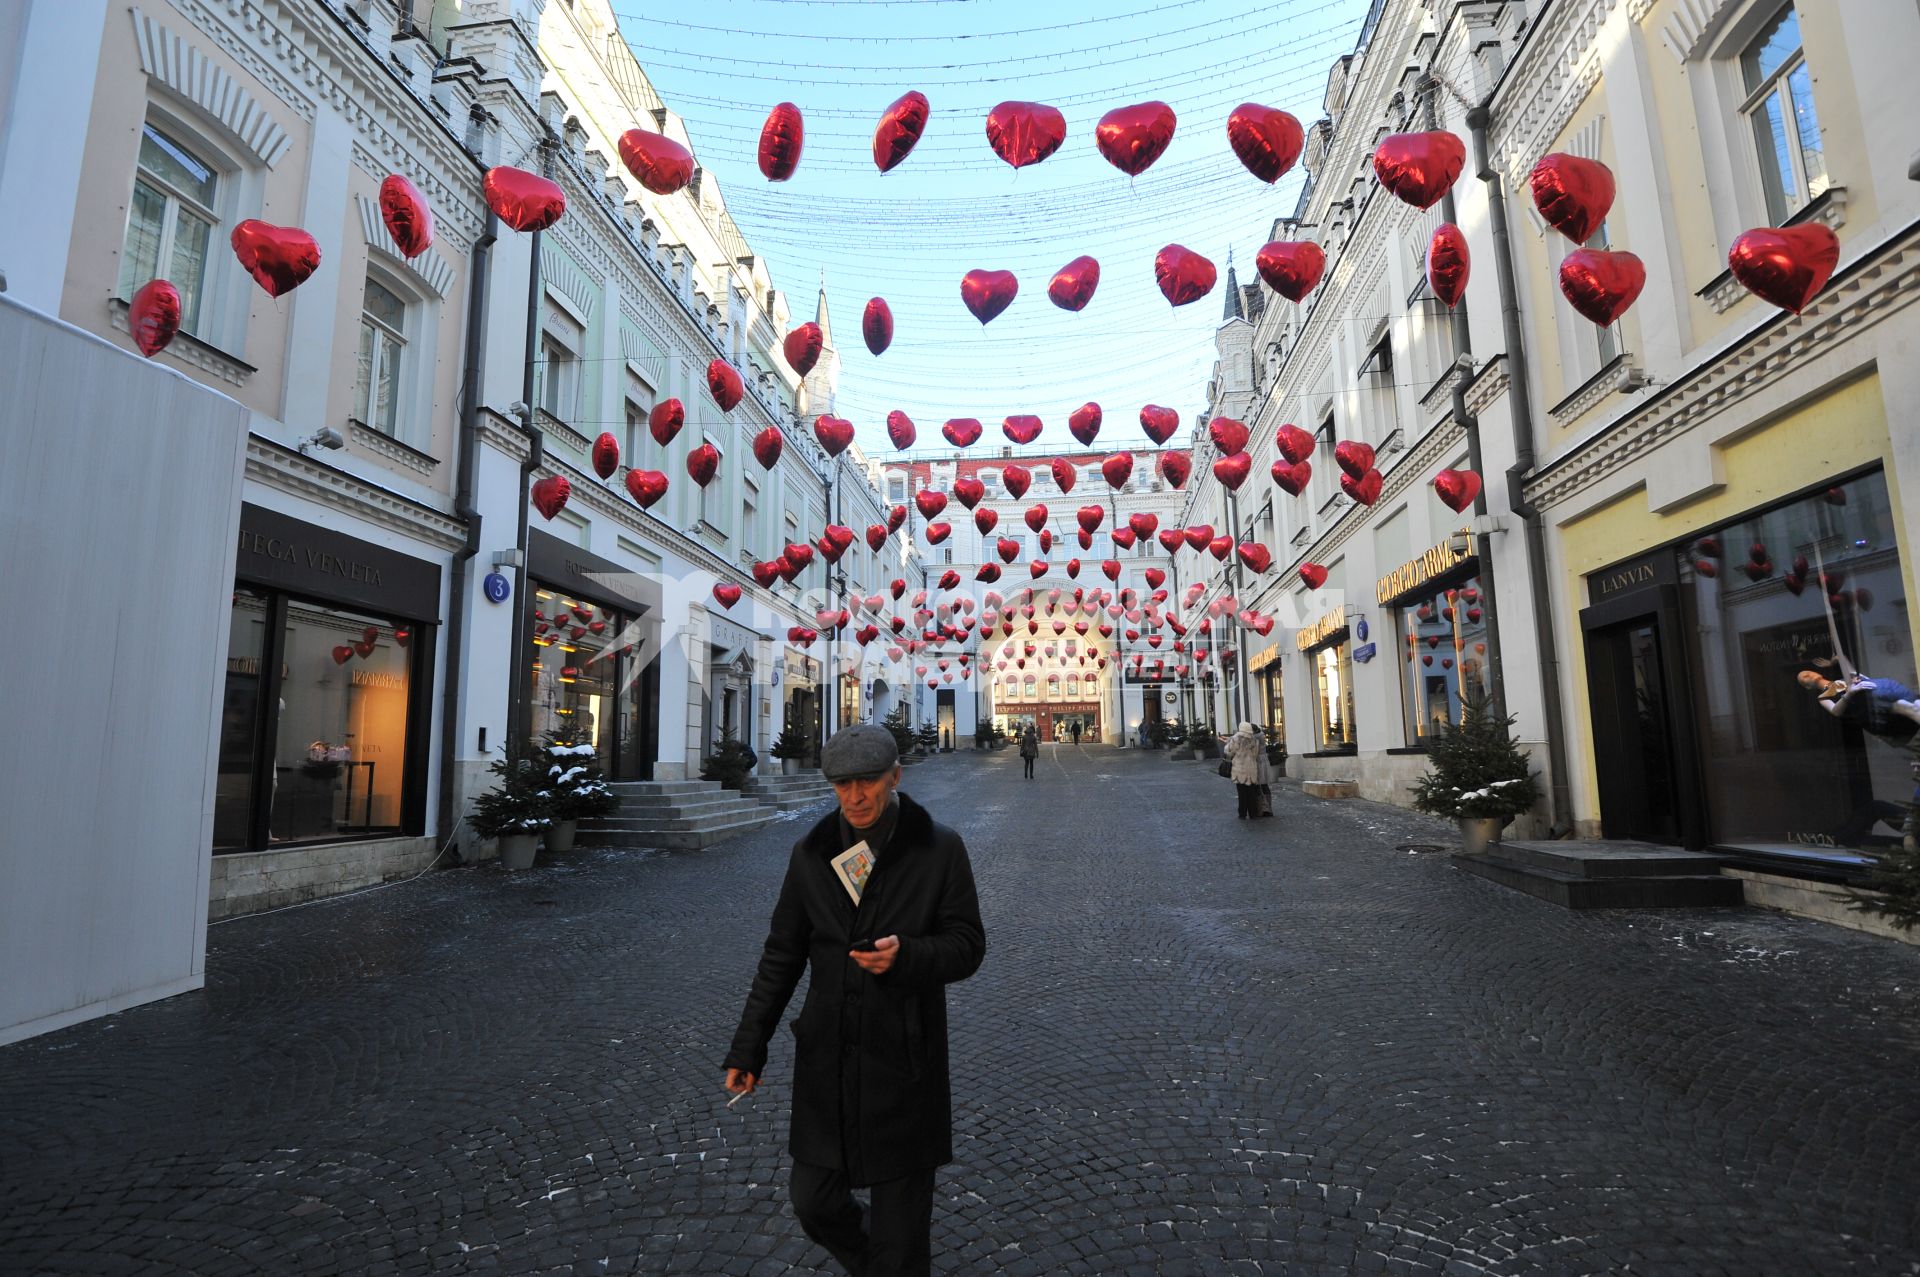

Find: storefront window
<box><xmin>1312</xmin><ymin>638</ymin><xmax>1357</xmax><ymax>750</ymax></box>
<box><xmin>273</xmin><ymin>601</ymin><xmax>412</xmax><ymax>842</ymax></box>
<box><xmin>1262</xmin><ymin>666</ymin><xmax>1286</xmax><ymax>742</ymax></box>
<box><xmin>1680</xmin><ymin>470</ymin><xmax>1917</xmax><ymax>860</ymax></box>
<box><xmin>530</xmin><ymin>588</ymin><xmax>623</xmax><ymax>775</ymax></box>
<box><xmin>1397</xmin><ymin>574</ymin><xmax>1492</xmax><ymax>743</ymax></box>
<box><xmin>214</xmin><ymin>589</ymin><xmax>269</xmax><ymax>849</ymax></box>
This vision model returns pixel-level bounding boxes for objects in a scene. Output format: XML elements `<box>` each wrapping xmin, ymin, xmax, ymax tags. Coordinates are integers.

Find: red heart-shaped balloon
<box><xmin>1184</xmin><ymin>524</ymin><xmax>1212</xmax><ymax>549</ymax></box>
<box><xmin>706</xmin><ymin>359</ymin><xmax>745</xmax><ymax>411</ymax></box>
<box><xmin>482</xmin><ymin>166</ymin><xmax>565</xmax><ymax>233</ymax></box>
<box><xmin>1529</xmin><ymin>152</ymin><xmax>1616</xmax><ymax>244</ymax></box>
<box><xmin>230</xmin><ymin>219</ymin><xmax>321</xmax><ymax>296</ymax></box>
<box><xmin>814</xmin><ymin>415</ymin><xmax>854</xmax><ymax>456</ymax></box>
<box><xmin>752</xmin><ymin>426</ymin><xmax>784</xmax><ymax>470</ymax></box>
<box><xmin>332</xmin><ymin>645</ymin><xmax>354</xmax><ymax>666</ymax></box>
<box><xmin>1372</xmin><ymin>131</ymin><xmax>1466</xmax><ymax>209</ymax></box>
<box><xmin>1333</xmin><ymin>440</ymin><xmax>1376</xmax><ymax>478</ymax></box>
<box><xmin>952</xmin><ymin>477</ymin><xmax>986</xmax><ymax>509</ymax></box>
<box><xmin>1255</xmin><ymin>239</ymin><xmax>1327</xmax><ymax>303</ymax></box>
<box><xmin>915</xmin><ymin>488</ymin><xmax>948</xmax><ymax>519</ymax></box>
<box><xmin>1226</xmin><ymin>103</ymin><xmax>1304</xmax><ymax>183</ymax></box>
<box><xmin>974</xmin><ymin>508</ymin><xmax>999</xmax><ymax>534</ymax></box>
<box><xmin>867</xmin><ymin>524</ymin><xmax>890</xmax><ymax>552</ymax></box>
<box><xmin>887</xmin><ymin>506</ymin><xmax>907</xmax><ymax>534</ymax></box>
<box><xmin>1155</xmin><ymin>244</ymin><xmax>1217</xmax><ymax>307</ymax></box>
<box><xmin>1158</xmin><ymin>452</ymin><xmax>1192</xmax><ymax>489</ymax></box>
<box><xmin>1129</xmin><ymin>512</ymin><xmax>1159</xmax><ymax>539</ymax></box>
<box><xmin>128</xmin><ymin>279</ymin><xmax>181</xmax><ymax>357</ymax></box>
<box><xmin>1048</xmin><ymin>256</ymin><xmax>1100</xmax><ymax>312</ymax></box>
<box><xmin>1139</xmin><ymin>405</ymin><xmax>1179</xmax><ymax>444</ymax></box>
<box><xmin>1207</xmin><ymin>416</ymin><xmax>1249</xmax><ymax>456</ymax></box>
<box><xmin>531</xmin><ymin>474</ymin><xmax>571</xmax><ymax>520</ymax></box>
<box><xmin>875</xmin><ymin>411</ymin><xmax>912</xmax><ymax>452</ymax></box>
<box><xmin>961</xmin><ymin>269</ymin><xmax>1019</xmax><ymax>324</ymax></box>
<box><xmin>1727</xmin><ymin>223</ymin><xmax>1840</xmax><ymax>314</ymax></box>
<box><xmin>1002</xmin><ymin>465</ymin><xmax>1032</xmax><ymax>498</ymax></box>
<box><xmin>1102</xmin><ymin>453</ymin><xmax>1134</xmax><ymax>489</ymax></box>
<box><xmin>1340</xmin><ymin>468</ymin><xmax>1384</xmax><ymax>506</ymax></box>
<box><xmin>1029</xmin><ymin>560</ymin><xmax>1049</xmax><ymax>580</ymax></box>
<box><xmin>1076</xmin><ymin>505</ymin><xmax>1105</xmax><ymax>533</ymax></box>
<box><xmin>862</xmin><ymin>296</ymin><xmax>894</xmax><ymax>355</ymax></box>
<box><xmin>648</xmin><ymin>398</ymin><xmax>685</xmax><ymax>447</ymax></box>
<box><xmin>939</xmin><ymin>418</ymin><xmax>981</xmax><ymax>449</ymax></box>
<box><xmin>785</xmin><ymin>542</ymin><xmax>815</xmax><ymax>573</ymax></box>
<box><xmin>1236</xmin><ymin>543</ymin><xmax>1272</xmax><ymax>573</ymax></box>
<box><xmin>1155</xmin><ymin>529</ymin><xmax>1183</xmax><ymax>554</ymax></box>
<box><xmin>873</xmin><ymin>90</ymin><xmax>930</xmax><ymax>173</ymax></box>
<box><xmin>1274</xmin><ymin>423</ymin><xmax>1315</xmax><ymax>464</ymax></box>
<box><xmin>1050</xmin><ymin>457</ymin><xmax>1077</xmax><ymax>492</ymax></box>
<box><xmin>784</xmin><ymin>323</ymin><xmax>824</xmax><ymax>377</ymax></box>
<box><xmin>1428</xmin><ymin>223</ymin><xmax>1470</xmax><ymax>308</ymax></box>
<box><xmin>925</xmin><ymin>522</ymin><xmax>952</xmax><ymax>545</ymax></box>
<box><xmin>378</xmin><ymin>174</ymin><xmax>434</xmax><ymax>257</ymax></box>
<box><xmin>985</xmin><ymin>100</ymin><xmax>1066</xmax><ymax>168</ymax></box>
<box><xmin>686</xmin><ymin>443</ymin><xmax>719</xmax><ymax>487</ymax></box>
<box><xmin>1300</xmin><ymin>562</ymin><xmax>1329</xmax><ymax>589</ymax></box>
<box><xmin>626</xmin><ymin>468</ymin><xmax>668</xmax><ymax>508</ymax></box>
<box><xmin>1067</xmin><ymin>402</ymin><xmax>1103</xmax><ymax>446</ymax></box>
<box><xmin>758</xmin><ymin>102</ymin><xmax>804</xmax><ymax>180</ymax></box>
<box><xmin>1096</xmin><ymin>101</ymin><xmax>1176</xmax><ymax>176</ymax></box>
<box><xmin>1111</xmin><ymin>527</ymin><xmax>1138</xmax><ymax>549</ymax></box>
<box><xmin>819</xmin><ymin>524</ymin><xmax>855</xmax><ymax>560</ymax></box>
<box><xmin>1209</xmin><ymin>536</ymin><xmax>1233</xmax><ymax>560</ymax></box>
<box><xmin>1559</xmin><ymin>248</ymin><xmax>1646</xmax><ymax>326</ymax></box>
<box><xmin>712</xmin><ymin>583</ymin><xmax>742</xmax><ymax>609</ymax></box>
<box><xmin>618</xmin><ymin>129</ymin><xmax>694</xmax><ymax>196</ymax></box>
<box><xmin>592</xmin><ymin>432</ymin><xmax>620</xmax><ymax>479</ymax></box>
<box><xmin>1213</xmin><ymin>454</ymin><xmax>1252</xmax><ymax>491</ymax></box>
<box><xmin>1433</xmin><ymin>468</ymin><xmax>1482</xmax><ymax>513</ymax></box>
<box><xmin>1004</xmin><ymin>415</ymin><xmax>1044</xmax><ymax>445</ymax></box>
<box><xmin>1101</xmin><ymin>560</ymin><xmax>1123</xmax><ymax>581</ymax></box>
<box><xmin>1271</xmin><ymin>459</ymin><xmax>1312</xmax><ymax>496</ymax></box>
<box><xmin>995</xmin><ymin>537</ymin><xmax>1020</xmax><ymax>563</ymax></box>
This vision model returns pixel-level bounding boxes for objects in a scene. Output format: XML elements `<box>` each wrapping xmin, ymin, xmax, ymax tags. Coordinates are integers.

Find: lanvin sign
<box><xmin>235</xmin><ymin>504</ymin><xmax>441</xmax><ymax>618</ymax></box>
<box><xmin>1585</xmin><ymin>551</ymin><xmax>1676</xmax><ymax>605</ymax></box>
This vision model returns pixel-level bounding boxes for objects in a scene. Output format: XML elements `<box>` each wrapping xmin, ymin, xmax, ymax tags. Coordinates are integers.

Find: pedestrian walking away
<box><xmin>724</xmin><ymin>723</ymin><xmax>987</xmax><ymax>1277</ymax></box>
<box><xmin>1071</xmin><ymin>720</ymin><xmax>1082</xmax><ymax>745</ymax></box>
<box><xmin>1018</xmin><ymin>724</ymin><xmax>1038</xmax><ymax>778</ymax></box>
<box><xmin>1225</xmin><ymin>722</ymin><xmax>1273</xmax><ymax>819</ymax></box>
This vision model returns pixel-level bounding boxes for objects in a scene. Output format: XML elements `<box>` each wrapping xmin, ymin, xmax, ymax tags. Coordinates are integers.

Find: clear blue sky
<box><xmin>611</xmin><ymin>0</ymin><xmax>1375</xmax><ymax>459</ymax></box>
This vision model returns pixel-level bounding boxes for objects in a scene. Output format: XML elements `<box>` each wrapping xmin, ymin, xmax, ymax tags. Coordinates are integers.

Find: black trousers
<box><xmin>790</xmin><ymin>1161</ymin><xmax>935</xmax><ymax>1277</ymax></box>
<box><xmin>1022</xmin><ymin>756</ymin><xmax>1035</xmax><ymax>777</ymax></box>
<box><xmin>1236</xmin><ymin>783</ymin><xmax>1259</xmax><ymax>817</ymax></box>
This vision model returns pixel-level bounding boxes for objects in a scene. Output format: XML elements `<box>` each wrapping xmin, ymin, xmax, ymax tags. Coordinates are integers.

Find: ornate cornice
<box><xmin>1463</xmin><ymin>352</ymin><xmax>1510</xmax><ymax>416</ymax></box>
<box><xmin>1526</xmin><ymin>222</ymin><xmax>1920</xmax><ymax>511</ymax></box>
<box><xmin>348</xmin><ymin>419</ymin><xmax>439</xmax><ymax>477</ymax></box>
<box><xmin>245</xmin><ymin>437</ymin><xmax>465</xmax><ymax>549</ymax></box>
<box><xmin>109</xmin><ymin>298</ymin><xmax>253</xmax><ymax>386</ymax></box>
<box><xmin>1548</xmin><ymin>352</ymin><xmax>1644</xmax><ymax>424</ymax></box>
<box><xmin>131</xmin><ymin>6</ymin><xmax>293</xmax><ymax>165</ymax></box>
<box><xmin>1660</xmin><ymin>0</ymin><xmax>1732</xmax><ymax>63</ymax></box>
<box><xmin>1489</xmin><ymin>0</ymin><xmax>1622</xmax><ymax>187</ymax></box>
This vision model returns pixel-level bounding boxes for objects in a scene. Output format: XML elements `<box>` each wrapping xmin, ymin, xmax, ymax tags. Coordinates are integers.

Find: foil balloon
<box><xmin>886</xmin><ymin>409</ymin><xmax>916</xmax><ymax>450</ymax></box>
<box><xmin>1139</xmin><ymin>404</ymin><xmax>1179</xmax><ymax>444</ymax></box>
<box><xmin>626</xmin><ymin>468</ymin><xmax>669</xmax><ymax>508</ymax></box>
<box><xmin>712</xmin><ymin>583</ymin><xmax>742</xmax><ymax>610</ymax></box>
<box><xmin>1372</xmin><ymin>131</ymin><xmax>1466</xmax><ymax>209</ymax></box>
<box><xmin>915</xmin><ymin>488</ymin><xmax>948</xmax><ymax>519</ymax></box>
<box><xmin>530</xmin><ymin>474</ymin><xmax>571</xmax><ymax>520</ymax></box>
<box><xmin>1427</xmin><ymin>223</ymin><xmax>1470</xmax><ymax>308</ymax></box>
<box><xmin>127</xmin><ymin>279</ymin><xmax>181</xmax><ymax>357</ymax></box>
<box><xmin>1433</xmin><ymin>468</ymin><xmax>1482</xmax><ymax>513</ymax></box>
<box><xmin>985</xmin><ymin>100</ymin><xmax>1066</xmax><ymax>169</ymax></box>
<box><xmin>649</xmin><ymin>398</ymin><xmax>685</xmax><ymax>446</ymax></box>
<box><xmin>617</xmin><ymin>129</ymin><xmax>694</xmax><ymax>196</ymax></box>
<box><xmin>814</xmin><ymin>415</ymin><xmax>854</xmax><ymax>456</ymax></box>
<box><xmin>686</xmin><ymin>442</ymin><xmax>719</xmax><ymax>487</ymax></box>
<box><xmin>1271</xmin><ymin>459</ymin><xmax>1312</xmax><ymax>496</ymax></box>
<box><xmin>1207</xmin><ymin>416</ymin><xmax>1249</xmax><ymax>456</ymax></box>
<box><xmin>1048</xmin><ymin>256</ymin><xmax>1100</xmax><ymax>311</ymax></box>
<box><xmin>1101</xmin><ymin>453</ymin><xmax>1134</xmax><ymax>489</ymax></box>
<box><xmin>1002</xmin><ymin>465</ymin><xmax>1031</xmax><ymax>498</ymax></box>
<box><xmin>1095</xmin><ymin>101</ymin><xmax>1176</xmax><ymax>176</ymax></box>
<box><xmin>1076</xmin><ymin>505</ymin><xmax>1105</xmax><ymax>532</ymax></box>
<box><xmin>1299</xmin><ymin>562</ymin><xmax>1329</xmax><ymax>589</ymax></box>
<box><xmin>1558</xmin><ymin>248</ymin><xmax>1646</xmax><ymax>326</ymax></box>
<box><xmin>887</xmin><ymin>506</ymin><xmax>907</xmax><ymax>533</ymax></box>
<box><xmin>953</xmin><ymin>476</ymin><xmax>986</xmax><ymax>509</ymax></box>
<box><xmin>1254</xmin><ymin>239</ymin><xmax>1327</xmax><ymax>303</ymax></box>
<box><xmin>942</xmin><ymin>418</ymin><xmax>983</xmax><ymax>448</ymax></box>
<box><xmin>1275</xmin><ymin>423</ymin><xmax>1315</xmax><ymax>464</ymax></box>
<box><xmin>1212</xmin><ymin>454</ymin><xmax>1252</xmax><ymax>491</ymax></box>
<box><xmin>872</xmin><ymin>90</ymin><xmax>930</xmax><ymax>173</ymax></box>
<box><xmin>482</xmin><ymin>166</ymin><xmax>565</xmax><ymax>232</ymax></box>
<box><xmin>1068</xmin><ymin>402</ymin><xmax>1103</xmax><ymax>446</ymax></box>
<box><xmin>592</xmin><ymin>432</ymin><xmax>620</xmax><ymax>479</ymax></box>
<box><xmin>706</xmin><ymin>359</ymin><xmax>745</xmax><ymax>411</ymax></box>
<box><xmin>229</xmin><ymin>219</ymin><xmax>321</xmax><ymax>296</ymax></box>
<box><xmin>757</xmin><ymin>102</ymin><xmax>804</xmax><ymax>181</ymax></box>
<box><xmin>961</xmin><ymin>269</ymin><xmax>1018</xmax><ymax>324</ymax></box>
<box><xmin>863</xmin><ymin>297</ymin><xmax>894</xmax><ymax>354</ymax></box>
<box><xmin>783</xmin><ymin>322</ymin><xmax>824</xmax><ymax>377</ymax></box>
<box><xmin>1528</xmin><ymin>152</ymin><xmax>1616</xmax><ymax>244</ymax></box>
<box><xmin>751</xmin><ymin>426</ymin><xmax>784</xmax><ymax>470</ymax></box>
<box><xmin>1154</xmin><ymin>244</ymin><xmax>1217</xmax><ymax>306</ymax></box>
<box><xmin>1025</xmin><ymin>504</ymin><xmax>1050</xmax><ymax>532</ymax></box>
<box><xmin>1226</xmin><ymin>103</ymin><xmax>1304</xmax><ymax>183</ymax></box>
<box><xmin>973</xmin><ymin>508</ymin><xmax>998</xmax><ymax>534</ymax></box>
<box><xmin>1727</xmin><ymin>223</ymin><xmax>1840</xmax><ymax>314</ymax></box>
<box><xmin>1340</xmin><ymin>468</ymin><xmax>1384</xmax><ymax>506</ymax></box>
<box><xmin>1236</xmin><ymin>543</ymin><xmax>1272</xmax><ymax>573</ymax></box>
<box><xmin>378</xmin><ymin>174</ymin><xmax>433</xmax><ymax>257</ymax></box>
<box><xmin>1333</xmin><ymin>440</ymin><xmax>1376</xmax><ymax>479</ymax></box>
<box><xmin>1049</xmin><ymin>457</ymin><xmax>1076</xmax><ymax>491</ymax></box>
<box><xmin>1003</xmin><ymin>415</ymin><xmax>1044</xmax><ymax>445</ymax></box>
<box><xmin>868</xmin><ymin>524</ymin><xmax>890</xmax><ymax>551</ymax></box>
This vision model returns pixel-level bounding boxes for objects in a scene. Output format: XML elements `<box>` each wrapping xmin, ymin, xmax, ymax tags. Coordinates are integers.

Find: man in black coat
<box><xmin>724</xmin><ymin>723</ymin><xmax>986</xmax><ymax>1277</ymax></box>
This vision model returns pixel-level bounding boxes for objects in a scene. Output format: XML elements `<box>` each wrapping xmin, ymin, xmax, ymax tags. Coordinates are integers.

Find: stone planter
<box><xmin>1457</xmin><ymin>816</ymin><xmax>1504</xmax><ymax>854</ymax></box>
<box><xmin>781</xmin><ymin>756</ymin><xmax>801</xmax><ymax>776</ymax></box>
<box><xmin>545</xmin><ymin>819</ymin><xmax>578</xmax><ymax>854</ymax></box>
<box><xmin>498</xmin><ymin>833</ymin><xmax>540</xmax><ymax>870</ymax></box>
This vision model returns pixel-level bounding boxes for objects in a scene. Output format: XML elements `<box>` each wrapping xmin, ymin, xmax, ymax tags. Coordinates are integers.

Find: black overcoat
<box><xmin>724</xmin><ymin>792</ymin><xmax>985</xmax><ymax>1186</ymax></box>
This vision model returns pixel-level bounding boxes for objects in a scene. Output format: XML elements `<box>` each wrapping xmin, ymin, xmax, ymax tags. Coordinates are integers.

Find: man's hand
<box><xmin>850</xmin><ymin>935</ymin><xmax>900</xmax><ymax>975</ymax></box>
<box><xmin>724</xmin><ymin>1068</ymin><xmax>758</xmax><ymax>1096</ymax></box>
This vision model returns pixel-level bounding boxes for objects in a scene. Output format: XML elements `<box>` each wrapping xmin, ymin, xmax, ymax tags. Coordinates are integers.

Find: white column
<box><xmin>282</xmin><ymin>109</ymin><xmax>354</xmax><ymax>433</ymax></box>
<box><xmin>0</xmin><ymin>0</ymin><xmax>108</xmax><ymax>313</ymax></box>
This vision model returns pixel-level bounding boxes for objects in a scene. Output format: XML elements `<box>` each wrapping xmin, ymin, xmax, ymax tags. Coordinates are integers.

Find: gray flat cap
<box><xmin>820</xmin><ymin>723</ymin><xmax>899</xmax><ymax>781</ymax></box>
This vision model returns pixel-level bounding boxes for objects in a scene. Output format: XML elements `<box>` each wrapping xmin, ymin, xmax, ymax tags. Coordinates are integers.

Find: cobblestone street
<box><xmin>3</xmin><ymin>745</ymin><xmax>1919</xmax><ymax>1275</ymax></box>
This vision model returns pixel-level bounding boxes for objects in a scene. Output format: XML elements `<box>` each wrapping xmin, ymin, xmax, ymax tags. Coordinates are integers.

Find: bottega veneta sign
<box><xmin>234</xmin><ymin>504</ymin><xmax>441</xmax><ymax>618</ymax></box>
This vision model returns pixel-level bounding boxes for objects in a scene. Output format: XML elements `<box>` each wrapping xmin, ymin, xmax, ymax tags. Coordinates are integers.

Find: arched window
<box><xmin>1065</xmin><ymin>676</ymin><xmax>1079</xmax><ymax>697</ymax></box>
<box><xmin>1023</xmin><ymin>675</ymin><xmax>1037</xmax><ymax>700</ymax></box>
<box><xmin>1046</xmin><ymin>674</ymin><xmax>1061</xmax><ymax>699</ymax></box>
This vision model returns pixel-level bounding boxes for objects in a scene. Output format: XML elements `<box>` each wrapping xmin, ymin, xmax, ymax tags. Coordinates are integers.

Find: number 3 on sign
<box><xmin>483</xmin><ymin>572</ymin><xmax>512</xmax><ymax>604</ymax></box>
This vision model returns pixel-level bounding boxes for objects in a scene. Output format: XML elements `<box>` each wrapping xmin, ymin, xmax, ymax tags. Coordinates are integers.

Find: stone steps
<box><xmin>1453</xmin><ymin>839</ymin><xmax>1745</xmax><ymax>910</ymax></box>
<box><xmin>578</xmin><ymin>778</ymin><xmax>775</xmax><ymax>850</ymax></box>
<box><xmin>744</xmin><ymin>769</ymin><xmax>837</xmax><ymax>813</ymax></box>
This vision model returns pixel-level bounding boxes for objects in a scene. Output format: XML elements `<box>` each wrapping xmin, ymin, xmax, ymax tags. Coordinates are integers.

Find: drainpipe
<box><xmin>506</xmin><ymin>129</ymin><xmax>556</xmax><ymax>761</ymax></box>
<box><xmin>1466</xmin><ymin>103</ymin><xmax>1574</xmax><ymax>836</ymax></box>
<box><xmin>438</xmin><ymin>206</ymin><xmax>499</xmax><ymax>852</ymax></box>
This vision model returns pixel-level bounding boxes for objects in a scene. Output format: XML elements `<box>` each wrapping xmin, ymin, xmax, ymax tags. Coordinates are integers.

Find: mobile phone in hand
<box><xmin>851</xmin><ymin>938</ymin><xmax>877</xmax><ymax>952</ymax></box>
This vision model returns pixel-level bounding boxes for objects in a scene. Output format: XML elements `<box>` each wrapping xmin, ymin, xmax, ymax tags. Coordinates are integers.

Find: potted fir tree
<box><xmin>539</xmin><ymin>723</ymin><xmax>617</xmax><ymax>852</ymax></box>
<box><xmin>770</xmin><ymin>720</ymin><xmax>810</xmax><ymax>776</ymax></box>
<box><xmin>883</xmin><ymin>705</ymin><xmax>916</xmax><ymax>757</ymax></box>
<box><xmin>700</xmin><ymin>725</ymin><xmax>758</xmax><ymax>791</ymax></box>
<box><xmin>1411</xmin><ymin>689</ymin><xmax>1542</xmax><ymax>853</ymax></box>
<box><xmin>468</xmin><ymin>755</ymin><xmax>554</xmax><ymax>870</ymax></box>
<box><xmin>913</xmin><ymin>721</ymin><xmax>939</xmax><ymax>756</ymax></box>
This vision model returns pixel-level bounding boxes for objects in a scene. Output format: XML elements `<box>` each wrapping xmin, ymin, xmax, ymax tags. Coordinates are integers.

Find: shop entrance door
<box><xmin>1582</xmin><ymin>594</ymin><xmax>1704</xmax><ymax>846</ymax></box>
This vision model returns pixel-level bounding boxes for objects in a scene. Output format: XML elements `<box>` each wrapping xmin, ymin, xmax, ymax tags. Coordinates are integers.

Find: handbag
<box><xmin>1217</xmin><ymin>759</ymin><xmax>1233</xmax><ymax>779</ymax></box>
<box><xmin>1256</xmin><ymin>783</ymin><xmax>1274</xmax><ymax>816</ymax></box>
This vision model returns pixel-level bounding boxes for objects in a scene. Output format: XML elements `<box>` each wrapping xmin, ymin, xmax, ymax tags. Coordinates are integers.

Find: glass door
<box><xmin>1585</xmin><ymin>612</ymin><xmax>1693</xmax><ymax>844</ymax></box>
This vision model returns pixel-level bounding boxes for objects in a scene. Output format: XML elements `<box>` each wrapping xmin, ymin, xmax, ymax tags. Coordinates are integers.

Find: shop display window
<box><xmin>530</xmin><ymin>588</ymin><xmax>623</xmax><ymax>776</ymax></box>
<box><xmin>1396</xmin><ymin>575</ymin><xmax>1492</xmax><ymax>743</ymax></box>
<box><xmin>1312</xmin><ymin>639</ymin><xmax>1357</xmax><ymax>751</ymax></box>
<box><xmin>1262</xmin><ymin>667</ymin><xmax>1286</xmax><ymax>743</ymax></box>
<box><xmin>214</xmin><ymin>589</ymin><xmax>269</xmax><ymax>849</ymax></box>
<box><xmin>1679</xmin><ymin>470</ymin><xmax>1917</xmax><ymax>860</ymax></box>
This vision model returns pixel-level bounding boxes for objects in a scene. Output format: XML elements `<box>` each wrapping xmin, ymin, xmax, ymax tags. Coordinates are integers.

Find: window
<box><xmin>743</xmin><ymin>497</ymin><xmax>760</xmax><ymax>558</ymax></box>
<box><xmin>1396</xmin><ymin>576</ymin><xmax>1491</xmax><ymax>744</ymax></box>
<box><xmin>1312</xmin><ymin>637</ymin><xmax>1357</xmax><ymax>750</ymax></box>
<box><xmin>118</xmin><ymin>122</ymin><xmax>219</xmax><ymax>333</ymax></box>
<box><xmin>888</xmin><ymin>476</ymin><xmax>907</xmax><ymax>503</ymax></box>
<box><xmin>1739</xmin><ymin>4</ymin><xmax>1827</xmax><ymax>223</ymax></box>
<box><xmin>539</xmin><ymin>307</ymin><xmax>584</xmax><ymax>423</ymax></box>
<box><xmin>353</xmin><ymin>275</ymin><xmax>408</xmax><ymax>435</ymax></box>
<box><xmin>623</xmin><ymin>374</ymin><xmax>655</xmax><ymax>467</ymax></box>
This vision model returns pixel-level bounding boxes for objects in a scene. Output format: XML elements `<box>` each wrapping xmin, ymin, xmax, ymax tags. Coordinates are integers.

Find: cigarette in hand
<box><xmin>727</xmin><ymin>1090</ymin><xmax>748</xmax><ymax>1108</ymax></box>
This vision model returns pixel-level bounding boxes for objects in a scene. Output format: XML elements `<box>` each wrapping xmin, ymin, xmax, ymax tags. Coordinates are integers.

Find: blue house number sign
<box><xmin>483</xmin><ymin>571</ymin><xmax>512</xmax><ymax>604</ymax></box>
